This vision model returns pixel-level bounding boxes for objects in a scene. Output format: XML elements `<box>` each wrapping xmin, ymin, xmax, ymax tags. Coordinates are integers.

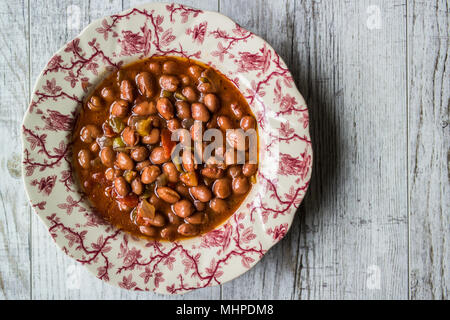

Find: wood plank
<box><xmin>291</xmin><ymin>0</ymin><xmax>409</xmax><ymax>299</ymax></box>
<box><xmin>29</xmin><ymin>0</ymin><xmax>222</xmax><ymax>300</ymax></box>
<box><xmin>29</xmin><ymin>0</ymin><xmax>124</xmax><ymax>300</ymax></box>
<box><xmin>0</xmin><ymin>0</ymin><xmax>31</xmax><ymax>300</ymax></box>
<box><xmin>408</xmin><ymin>0</ymin><xmax>449</xmax><ymax>300</ymax></box>
<box><xmin>120</xmin><ymin>0</ymin><xmax>222</xmax><ymax>300</ymax></box>
<box><xmin>219</xmin><ymin>0</ymin><xmax>300</xmax><ymax>300</ymax></box>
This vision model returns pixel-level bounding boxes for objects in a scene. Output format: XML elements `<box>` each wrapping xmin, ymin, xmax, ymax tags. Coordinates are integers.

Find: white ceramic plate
<box><xmin>22</xmin><ymin>2</ymin><xmax>312</xmax><ymax>294</ymax></box>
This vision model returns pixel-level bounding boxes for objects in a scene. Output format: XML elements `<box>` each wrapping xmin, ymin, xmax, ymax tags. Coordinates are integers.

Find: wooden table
<box><xmin>0</xmin><ymin>0</ymin><xmax>448</xmax><ymax>300</ymax></box>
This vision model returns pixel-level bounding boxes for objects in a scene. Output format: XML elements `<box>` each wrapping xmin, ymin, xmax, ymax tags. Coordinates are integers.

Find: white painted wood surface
<box><xmin>0</xmin><ymin>0</ymin><xmax>448</xmax><ymax>300</ymax></box>
<box><xmin>408</xmin><ymin>0</ymin><xmax>449</xmax><ymax>300</ymax></box>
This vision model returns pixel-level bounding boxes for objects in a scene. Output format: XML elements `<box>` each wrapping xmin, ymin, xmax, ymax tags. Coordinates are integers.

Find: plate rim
<box><xmin>21</xmin><ymin>2</ymin><xmax>313</xmax><ymax>294</ymax></box>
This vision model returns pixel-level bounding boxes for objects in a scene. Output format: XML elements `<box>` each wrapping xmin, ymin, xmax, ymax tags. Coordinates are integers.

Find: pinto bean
<box><xmin>201</xmin><ymin>69</ymin><xmax>214</xmax><ymax>78</ymax></box>
<box><xmin>242</xmin><ymin>163</ymin><xmax>258</xmax><ymax>177</ymax></box>
<box><xmin>193</xmin><ymin>200</ymin><xmax>206</xmax><ymax>211</ymax></box>
<box><xmin>148</xmin><ymin>61</ymin><xmax>162</xmax><ymax>74</ymax></box>
<box><xmin>203</xmin><ymin>93</ymin><xmax>220</xmax><ymax>112</ymax></box>
<box><xmin>209</xmin><ymin>198</ymin><xmax>228</xmax><ymax>214</ymax></box>
<box><xmin>100</xmin><ymin>146</ymin><xmax>115</xmax><ymax>167</ymax></box>
<box><xmin>139</xmin><ymin>225</ymin><xmax>158</xmax><ymax>237</ymax></box>
<box><xmin>181</xmin><ymin>86</ymin><xmax>198</xmax><ymax>102</ymax></box>
<box><xmin>168</xmin><ymin>211</ymin><xmax>182</xmax><ymax>225</ymax></box>
<box><xmin>136</xmin><ymin>72</ymin><xmax>155</xmax><ymax>98</ymax></box>
<box><xmin>195</xmin><ymin>142</ymin><xmax>206</xmax><ymax>164</ymax></box>
<box><xmin>150</xmin><ymin>115</ymin><xmax>162</xmax><ymax>127</ymax></box>
<box><xmin>90</xmin><ymin>142</ymin><xmax>100</xmax><ymax>153</ymax></box>
<box><xmin>101</xmin><ymin>87</ymin><xmax>115</xmax><ymax>102</ymax></box>
<box><xmin>177</xmin><ymin>223</ymin><xmax>199</xmax><ymax>236</ymax></box>
<box><xmin>172</xmin><ymin>199</ymin><xmax>194</xmax><ymax>218</ymax></box>
<box><xmin>102</xmin><ymin>122</ymin><xmax>115</xmax><ymax>137</ymax></box>
<box><xmin>167</xmin><ymin>118</ymin><xmax>181</xmax><ymax>132</ymax></box>
<box><xmin>156</xmin><ymin>97</ymin><xmax>174</xmax><ymax>120</ymax></box>
<box><xmin>212</xmin><ymin>178</ymin><xmax>232</xmax><ymax>199</ymax></box>
<box><xmin>156</xmin><ymin>187</ymin><xmax>180</xmax><ymax>204</ymax></box>
<box><xmin>162</xmin><ymin>60</ymin><xmax>179</xmax><ymax>74</ymax></box>
<box><xmin>133</xmin><ymin>100</ymin><xmax>156</xmax><ymax>116</ymax></box>
<box><xmin>80</xmin><ymin>125</ymin><xmax>101</xmax><ymax>144</ymax></box>
<box><xmin>180</xmin><ymin>171</ymin><xmax>199</xmax><ymax>187</ymax></box>
<box><xmin>182</xmin><ymin>149</ymin><xmax>195</xmax><ymax>172</ymax></box>
<box><xmin>185</xmin><ymin>212</ymin><xmax>208</xmax><ymax>225</ymax></box>
<box><xmin>160</xmin><ymin>227</ymin><xmax>177</xmax><ymax>240</ymax></box>
<box><xmin>191</xmin><ymin>102</ymin><xmax>210</xmax><ymax>122</ymax></box>
<box><xmin>120</xmin><ymin>80</ymin><xmax>134</xmax><ymax>102</ymax></box>
<box><xmin>175</xmin><ymin>183</ymin><xmax>190</xmax><ymax>198</ymax></box>
<box><xmin>175</xmin><ymin>101</ymin><xmax>191</xmax><ymax>119</ymax></box>
<box><xmin>131</xmin><ymin>177</ymin><xmax>144</xmax><ymax>195</ymax></box>
<box><xmin>105</xmin><ymin>168</ymin><xmax>122</xmax><ymax>181</ymax></box>
<box><xmin>87</xmin><ymin>95</ymin><xmax>103</xmax><ymax>111</ymax></box>
<box><xmin>180</xmin><ymin>75</ymin><xmax>191</xmax><ymax>86</ymax></box>
<box><xmin>159</xmin><ymin>75</ymin><xmax>180</xmax><ymax>92</ymax></box>
<box><xmin>114</xmin><ymin>176</ymin><xmax>129</xmax><ymax>196</ymax></box>
<box><xmin>201</xmin><ymin>167</ymin><xmax>224</xmax><ymax>179</ymax></box>
<box><xmin>110</xmin><ymin>100</ymin><xmax>129</xmax><ymax>117</ymax></box>
<box><xmin>116</xmin><ymin>152</ymin><xmax>134</xmax><ymax>170</ymax></box>
<box><xmin>226</xmin><ymin>129</ymin><xmax>247</xmax><ymax>151</ymax></box>
<box><xmin>149</xmin><ymin>193</ymin><xmax>164</xmax><ymax>209</ymax></box>
<box><xmin>240</xmin><ymin>116</ymin><xmax>256</xmax><ymax>131</ymax></box>
<box><xmin>163</xmin><ymin>162</ymin><xmax>179</xmax><ymax>183</ymax></box>
<box><xmin>227</xmin><ymin>165</ymin><xmax>242</xmax><ymax>178</ymax></box>
<box><xmin>121</xmin><ymin>126</ymin><xmax>139</xmax><ymax>146</ymax></box>
<box><xmin>224</xmin><ymin>148</ymin><xmax>237</xmax><ymax>166</ymax></box>
<box><xmin>232</xmin><ymin>176</ymin><xmax>249</xmax><ymax>195</ymax></box>
<box><xmin>190</xmin><ymin>122</ymin><xmax>203</xmax><ymax>142</ymax></box>
<box><xmin>78</xmin><ymin>149</ymin><xmax>91</xmax><ymax>169</ymax></box>
<box><xmin>189</xmin><ymin>185</ymin><xmax>212</xmax><ymax>202</ymax></box>
<box><xmin>231</xmin><ymin>102</ymin><xmax>245</xmax><ymax>119</ymax></box>
<box><xmin>142</xmin><ymin>128</ymin><xmax>160</xmax><ymax>145</ymax></box>
<box><xmin>206</xmin><ymin>114</ymin><xmax>218</xmax><ymax>129</ymax></box>
<box><xmin>141</xmin><ymin>165</ymin><xmax>161</xmax><ymax>184</ymax></box>
<box><xmin>146</xmin><ymin>213</ymin><xmax>166</xmax><ymax>227</ymax></box>
<box><xmin>217</xmin><ymin>115</ymin><xmax>233</xmax><ymax>131</ymax></box>
<box><xmin>130</xmin><ymin>146</ymin><xmax>149</xmax><ymax>162</ymax></box>
<box><xmin>197</xmin><ymin>81</ymin><xmax>215</xmax><ymax>94</ymax></box>
<box><xmin>135</xmin><ymin>160</ymin><xmax>151</xmax><ymax>171</ymax></box>
<box><xmin>187</xmin><ymin>65</ymin><xmax>203</xmax><ymax>79</ymax></box>
<box><xmin>150</xmin><ymin>146</ymin><xmax>170</xmax><ymax>164</ymax></box>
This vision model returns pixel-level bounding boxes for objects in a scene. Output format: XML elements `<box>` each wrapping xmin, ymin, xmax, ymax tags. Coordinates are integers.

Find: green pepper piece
<box><xmin>109</xmin><ymin>117</ymin><xmax>125</xmax><ymax>133</ymax></box>
<box><xmin>172</xmin><ymin>155</ymin><xmax>184</xmax><ymax>173</ymax></box>
<box><xmin>161</xmin><ymin>90</ymin><xmax>172</xmax><ymax>98</ymax></box>
<box><xmin>113</xmin><ymin>136</ymin><xmax>126</xmax><ymax>149</ymax></box>
<box><xmin>174</xmin><ymin>92</ymin><xmax>187</xmax><ymax>101</ymax></box>
<box><xmin>130</xmin><ymin>208</ymin><xmax>138</xmax><ymax>224</ymax></box>
<box><xmin>123</xmin><ymin>170</ymin><xmax>137</xmax><ymax>183</ymax></box>
<box><xmin>136</xmin><ymin>118</ymin><xmax>153</xmax><ymax>136</ymax></box>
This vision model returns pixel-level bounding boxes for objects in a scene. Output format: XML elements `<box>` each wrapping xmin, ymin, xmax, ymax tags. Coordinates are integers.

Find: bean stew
<box><xmin>72</xmin><ymin>56</ymin><xmax>258</xmax><ymax>241</ymax></box>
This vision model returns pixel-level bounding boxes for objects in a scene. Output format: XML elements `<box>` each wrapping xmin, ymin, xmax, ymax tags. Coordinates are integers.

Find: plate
<box><xmin>21</xmin><ymin>2</ymin><xmax>312</xmax><ymax>294</ymax></box>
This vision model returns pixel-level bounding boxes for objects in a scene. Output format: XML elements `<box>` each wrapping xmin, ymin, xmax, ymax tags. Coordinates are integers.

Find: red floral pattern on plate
<box><xmin>21</xmin><ymin>3</ymin><xmax>312</xmax><ymax>294</ymax></box>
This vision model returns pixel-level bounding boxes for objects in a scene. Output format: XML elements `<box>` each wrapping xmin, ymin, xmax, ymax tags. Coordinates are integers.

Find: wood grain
<box><xmin>120</xmin><ymin>0</ymin><xmax>222</xmax><ymax>301</ymax></box>
<box><xmin>219</xmin><ymin>0</ymin><xmax>301</xmax><ymax>300</ymax></box>
<box><xmin>29</xmin><ymin>0</ymin><xmax>223</xmax><ymax>300</ymax></box>
<box><xmin>0</xmin><ymin>0</ymin><xmax>31</xmax><ymax>300</ymax></box>
<box><xmin>29</xmin><ymin>0</ymin><xmax>114</xmax><ymax>300</ymax></box>
<box><xmin>407</xmin><ymin>0</ymin><xmax>449</xmax><ymax>300</ymax></box>
<box><xmin>292</xmin><ymin>0</ymin><xmax>410</xmax><ymax>299</ymax></box>
<box><xmin>0</xmin><ymin>0</ymin><xmax>448</xmax><ymax>300</ymax></box>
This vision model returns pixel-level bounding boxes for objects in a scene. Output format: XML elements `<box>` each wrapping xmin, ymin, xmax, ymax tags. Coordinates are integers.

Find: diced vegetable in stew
<box><xmin>72</xmin><ymin>56</ymin><xmax>258</xmax><ymax>241</ymax></box>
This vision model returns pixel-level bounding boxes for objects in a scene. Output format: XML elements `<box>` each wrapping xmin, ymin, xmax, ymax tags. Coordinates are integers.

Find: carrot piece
<box><xmin>161</xmin><ymin>128</ymin><xmax>176</xmax><ymax>159</ymax></box>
